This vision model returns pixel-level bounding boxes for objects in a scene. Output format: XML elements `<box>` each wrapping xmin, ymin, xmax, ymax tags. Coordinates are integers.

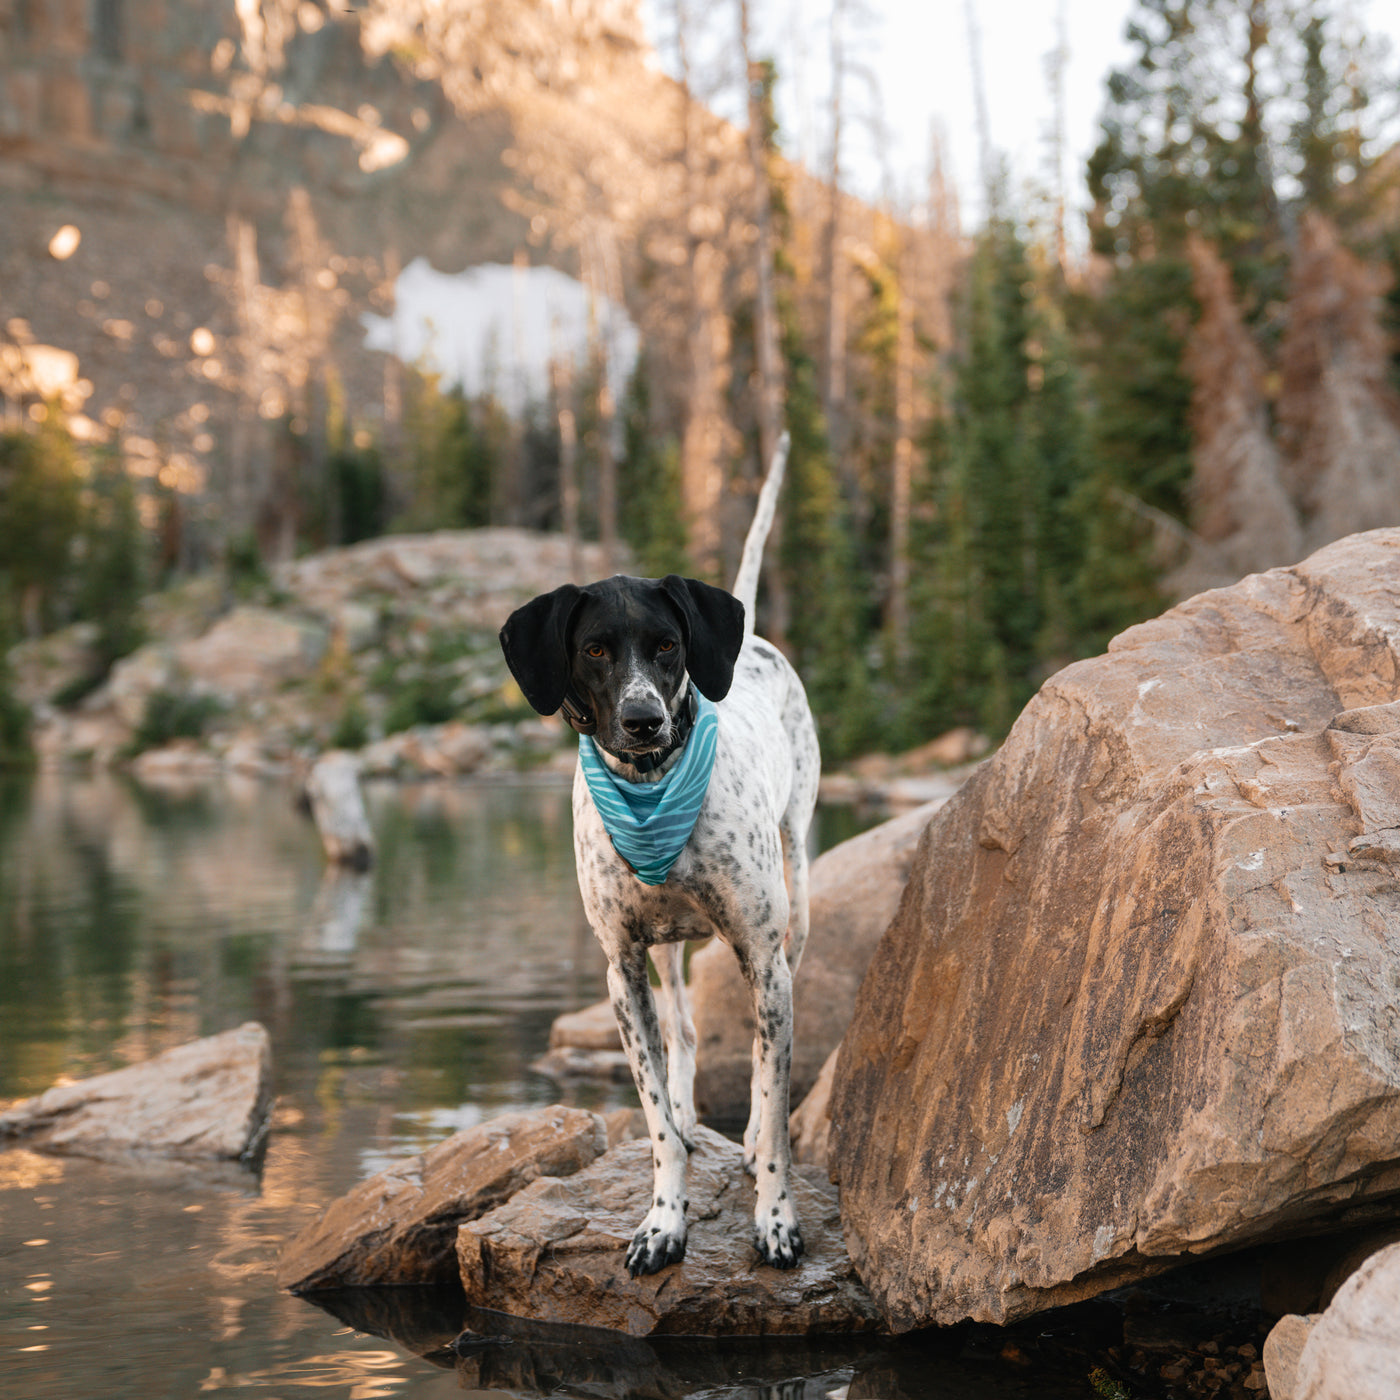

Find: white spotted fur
<box><xmin>574</xmin><ymin>433</ymin><xmax>819</xmax><ymax>1274</ymax></box>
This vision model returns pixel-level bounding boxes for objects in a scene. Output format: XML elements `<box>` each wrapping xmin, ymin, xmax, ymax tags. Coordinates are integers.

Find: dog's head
<box><xmin>500</xmin><ymin>574</ymin><xmax>744</xmax><ymax>761</ymax></box>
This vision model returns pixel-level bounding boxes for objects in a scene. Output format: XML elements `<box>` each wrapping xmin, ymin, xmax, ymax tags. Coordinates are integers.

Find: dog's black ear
<box><xmin>660</xmin><ymin>575</ymin><xmax>745</xmax><ymax>702</ymax></box>
<box><xmin>499</xmin><ymin>584</ymin><xmax>586</xmax><ymax>715</ymax></box>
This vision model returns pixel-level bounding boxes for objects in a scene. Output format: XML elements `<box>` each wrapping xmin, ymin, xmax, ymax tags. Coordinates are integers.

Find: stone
<box><xmin>176</xmin><ymin>606</ymin><xmax>327</xmax><ymax>697</ymax></box>
<box><xmin>457</xmin><ymin>1125</ymin><xmax>883</xmax><ymax>1336</ymax></box>
<box><xmin>691</xmin><ymin>800</ymin><xmax>944</xmax><ymax>1121</ymax></box>
<box><xmin>788</xmin><ymin>1045</ymin><xmax>837</xmax><ymax>1168</ymax></box>
<box><xmin>304</xmin><ymin>750</ymin><xmax>374</xmax><ymax>868</ymax></box>
<box><xmin>0</xmin><ymin>1022</ymin><xmax>272</xmax><ymax>1163</ymax></box>
<box><xmin>829</xmin><ymin>529</ymin><xmax>1400</xmax><ymax>1330</ymax></box>
<box><xmin>1263</xmin><ymin>1314</ymin><xmax>1318</xmax><ymax>1400</ymax></box>
<box><xmin>277</xmin><ymin>1106</ymin><xmax>607</xmax><ymax>1291</ymax></box>
<box><xmin>1269</xmin><ymin>1242</ymin><xmax>1400</xmax><ymax>1400</ymax></box>
<box><xmin>531</xmin><ymin>998</ymin><xmax>668</xmax><ymax>1082</ymax></box>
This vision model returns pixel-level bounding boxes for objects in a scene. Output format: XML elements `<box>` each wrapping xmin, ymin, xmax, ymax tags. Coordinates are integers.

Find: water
<box><xmin>0</xmin><ymin>772</ymin><xmax>1253</xmax><ymax>1399</ymax></box>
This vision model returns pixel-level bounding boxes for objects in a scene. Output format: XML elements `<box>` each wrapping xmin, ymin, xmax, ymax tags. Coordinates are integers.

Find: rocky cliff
<box><xmin>829</xmin><ymin>528</ymin><xmax>1400</xmax><ymax>1330</ymax></box>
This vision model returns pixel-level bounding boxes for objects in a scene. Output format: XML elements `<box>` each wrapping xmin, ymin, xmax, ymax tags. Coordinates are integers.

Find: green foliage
<box><xmin>616</xmin><ymin>358</ymin><xmax>689</xmax><ymax>578</ymax></box>
<box><xmin>0</xmin><ymin>420</ymin><xmax>148</xmax><ymax>705</ymax></box>
<box><xmin>383</xmin><ymin>676</ymin><xmax>458</xmax><ymax>735</ymax></box>
<box><xmin>0</xmin><ymin>608</ymin><xmax>32</xmax><ymax>769</ymax></box>
<box><xmin>0</xmin><ymin>421</ymin><xmax>83</xmax><ymax>635</ymax></box>
<box><xmin>903</xmin><ymin>219</ymin><xmax>1098</xmax><ymax>743</ymax></box>
<box><xmin>396</xmin><ymin>370</ymin><xmax>508</xmax><ymax>531</ymax></box>
<box><xmin>128</xmin><ymin>689</ymin><xmax>224</xmax><ymax>755</ymax></box>
<box><xmin>75</xmin><ymin>451</ymin><xmax>148</xmax><ymax>674</ymax></box>
<box><xmin>225</xmin><ymin>529</ymin><xmax>270</xmax><ymax>599</ymax></box>
<box><xmin>330</xmin><ymin>700</ymin><xmax>370</xmax><ymax>750</ymax></box>
<box><xmin>328</xmin><ymin>440</ymin><xmax>388</xmax><ymax>545</ymax></box>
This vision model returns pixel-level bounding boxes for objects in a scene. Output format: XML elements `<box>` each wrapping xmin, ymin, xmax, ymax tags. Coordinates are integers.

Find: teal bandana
<box><xmin>578</xmin><ymin>693</ymin><xmax>719</xmax><ymax>885</ymax></box>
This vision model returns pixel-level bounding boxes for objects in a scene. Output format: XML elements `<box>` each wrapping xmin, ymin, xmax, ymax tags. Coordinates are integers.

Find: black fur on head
<box><xmin>499</xmin><ymin>575</ymin><xmax>744</xmax><ymax>757</ymax></box>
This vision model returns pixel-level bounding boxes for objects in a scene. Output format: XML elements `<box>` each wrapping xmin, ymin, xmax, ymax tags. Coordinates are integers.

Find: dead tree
<box><xmin>738</xmin><ymin>0</ymin><xmax>787</xmax><ymax>643</ymax></box>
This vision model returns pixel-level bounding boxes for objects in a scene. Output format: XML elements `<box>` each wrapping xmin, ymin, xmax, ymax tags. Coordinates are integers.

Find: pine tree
<box><xmin>616</xmin><ymin>357</ymin><xmax>690</xmax><ymax>578</ymax></box>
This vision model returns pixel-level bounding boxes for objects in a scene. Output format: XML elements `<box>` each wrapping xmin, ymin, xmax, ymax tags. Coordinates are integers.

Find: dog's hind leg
<box><xmin>779</xmin><ymin>815</ymin><xmax>812</xmax><ymax>977</ymax></box>
<box><xmin>606</xmin><ymin>945</ymin><xmax>691</xmax><ymax>1276</ymax></box>
<box><xmin>651</xmin><ymin>942</ymin><xmax>698</xmax><ymax>1150</ymax></box>
<box><xmin>740</xmin><ymin>928</ymin><xmax>804</xmax><ymax>1269</ymax></box>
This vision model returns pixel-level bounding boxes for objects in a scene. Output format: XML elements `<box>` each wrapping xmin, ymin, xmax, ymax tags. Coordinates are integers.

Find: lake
<box><xmin>0</xmin><ymin>771</ymin><xmax>1249</xmax><ymax>1398</ymax></box>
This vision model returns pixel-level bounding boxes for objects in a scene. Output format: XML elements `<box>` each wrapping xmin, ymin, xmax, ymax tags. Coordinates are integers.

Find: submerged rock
<box><xmin>278</xmin><ymin>1106</ymin><xmax>607</xmax><ymax>1292</ymax></box>
<box><xmin>0</xmin><ymin>1022</ymin><xmax>271</xmax><ymax>1163</ymax></box>
<box><xmin>456</xmin><ymin>1125</ymin><xmax>882</xmax><ymax>1337</ymax></box>
<box><xmin>830</xmin><ymin>529</ymin><xmax>1400</xmax><ymax>1329</ymax></box>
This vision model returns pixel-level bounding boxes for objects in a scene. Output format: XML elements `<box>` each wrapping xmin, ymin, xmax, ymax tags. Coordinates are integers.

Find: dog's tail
<box><xmin>731</xmin><ymin>430</ymin><xmax>789</xmax><ymax>641</ymax></box>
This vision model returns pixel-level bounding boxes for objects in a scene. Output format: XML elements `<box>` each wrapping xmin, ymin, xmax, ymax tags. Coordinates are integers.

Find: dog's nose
<box><xmin>620</xmin><ymin>706</ymin><xmax>665</xmax><ymax>741</ymax></box>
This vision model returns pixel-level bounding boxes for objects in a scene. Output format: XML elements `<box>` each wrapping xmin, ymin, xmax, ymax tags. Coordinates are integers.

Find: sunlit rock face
<box><xmin>829</xmin><ymin>528</ymin><xmax>1400</xmax><ymax>1330</ymax></box>
<box><xmin>0</xmin><ymin>1023</ymin><xmax>272</xmax><ymax>1164</ymax></box>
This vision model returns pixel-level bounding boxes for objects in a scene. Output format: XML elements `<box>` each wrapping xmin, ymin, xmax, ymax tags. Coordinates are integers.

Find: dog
<box><xmin>500</xmin><ymin>434</ymin><xmax>818</xmax><ymax>1275</ymax></box>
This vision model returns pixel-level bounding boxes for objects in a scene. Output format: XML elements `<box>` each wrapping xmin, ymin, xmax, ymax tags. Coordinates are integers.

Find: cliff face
<box><xmin>0</xmin><ymin>0</ymin><xmax>743</xmax><ymax>531</ymax></box>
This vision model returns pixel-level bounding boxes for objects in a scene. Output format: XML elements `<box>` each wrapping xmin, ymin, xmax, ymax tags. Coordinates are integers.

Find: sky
<box><xmin>639</xmin><ymin>0</ymin><xmax>1400</xmax><ymax>234</ymax></box>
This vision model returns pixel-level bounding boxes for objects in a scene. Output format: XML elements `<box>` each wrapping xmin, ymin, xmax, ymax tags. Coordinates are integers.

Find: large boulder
<box><xmin>829</xmin><ymin>529</ymin><xmax>1400</xmax><ymax>1330</ymax></box>
<box><xmin>690</xmin><ymin>799</ymin><xmax>945</xmax><ymax>1120</ymax></box>
<box><xmin>0</xmin><ymin>1022</ymin><xmax>272</xmax><ymax>1163</ymax></box>
<box><xmin>1265</xmin><ymin>1242</ymin><xmax>1400</xmax><ymax>1400</ymax></box>
<box><xmin>456</xmin><ymin>1125</ymin><xmax>883</xmax><ymax>1336</ymax></box>
<box><xmin>278</xmin><ymin>1106</ymin><xmax>608</xmax><ymax>1291</ymax></box>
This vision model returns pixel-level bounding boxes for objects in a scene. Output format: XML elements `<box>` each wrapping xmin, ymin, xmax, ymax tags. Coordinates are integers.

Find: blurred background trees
<box><xmin>3</xmin><ymin>0</ymin><xmax>1399</xmax><ymax>764</ymax></box>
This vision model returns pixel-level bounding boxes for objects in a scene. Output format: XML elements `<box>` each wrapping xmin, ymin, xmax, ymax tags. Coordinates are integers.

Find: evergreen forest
<box><xmin>4</xmin><ymin>0</ymin><xmax>1400</xmax><ymax>765</ymax></box>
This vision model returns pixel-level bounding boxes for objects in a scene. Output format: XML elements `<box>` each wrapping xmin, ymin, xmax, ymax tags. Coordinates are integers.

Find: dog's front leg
<box><xmin>651</xmin><ymin>941</ymin><xmax>698</xmax><ymax>1150</ymax></box>
<box><xmin>607</xmin><ymin>946</ymin><xmax>690</xmax><ymax>1275</ymax></box>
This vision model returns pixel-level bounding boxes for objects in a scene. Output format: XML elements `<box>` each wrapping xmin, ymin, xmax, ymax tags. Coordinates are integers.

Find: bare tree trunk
<box><xmin>287</xmin><ymin>187</ymin><xmax>332</xmax><ymax>540</ymax></box>
<box><xmin>227</xmin><ymin>211</ymin><xmax>264</xmax><ymax>553</ymax></box>
<box><xmin>552</xmin><ymin>354</ymin><xmax>582</xmax><ymax>581</ymax></box>
<box><xmin>823</xmin><ymin>0</ymin><xmax>848</xmax><ymax>471</ymax></box>
<box><xmin>963</xmin><ymin>0</ymin><xmax>994</xmax><ymax>202</ymax></box>
<box><xmin>380</xmin><ymin>243</ymin><xmax>403</xmax><ymax>498</ymax></box>
<box><xmin>888</xmin><ymin>236</ymin><xmax>915</xmax><ymax>670</ymax></box>
<box><xmin>1045</xmin><ymin>0</ymin><xmax>1069</xmax><ymax>273</ymax></box>
<box><xmin>583</xmin><ymin>222</ymin><xmax>621</xmax><ymax>576</ymax></box>
<box><xmin>674</xmin><ymin>0</ymin><xmax>725</xmax><ymax>576</ymax></box>
<box><xmin>738</xmin><ymin>0</ymin><xmax>787</xmax><ymax>644</ymax></box>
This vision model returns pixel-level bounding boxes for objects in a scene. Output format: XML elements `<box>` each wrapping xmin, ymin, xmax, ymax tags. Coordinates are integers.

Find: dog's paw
<box><xmin>753</xmin><ymin>1201</ymin><xmax>804</xmax><ymax>1270</ymax></box>
<box><xmin>625</xmin><ymin>1205</ymin><xmax>688</xmax><ymax>1276</ymax></box>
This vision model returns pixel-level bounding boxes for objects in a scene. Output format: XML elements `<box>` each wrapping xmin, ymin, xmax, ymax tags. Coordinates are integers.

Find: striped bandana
<box><xmin>578</xmin><ymin>693</ymin><xmax>719</xmax><ymax>885</ymax></box>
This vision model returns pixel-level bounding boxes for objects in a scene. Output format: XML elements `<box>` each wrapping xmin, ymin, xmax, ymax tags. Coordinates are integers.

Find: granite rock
<box><xmin>830</xmin><ymin>529</ymin><xmax>1400</xmax><ymax>1329</ymax></box>
<box><xmin>457</xmin><ymin>1125</ymin><xmax>883</xmax><ymax>1336</ymax></box>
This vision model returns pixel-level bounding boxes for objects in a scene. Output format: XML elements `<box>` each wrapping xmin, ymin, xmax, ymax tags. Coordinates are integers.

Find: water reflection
<box><xmin>0</xmin><ymin>773</ymin><xmax>1257</xmax><ymax>1398</ymax></box>
<box><xmin>0</xmin><ymin>771</ymin><xmax>626</xmax><ymax>1400</ymax></box>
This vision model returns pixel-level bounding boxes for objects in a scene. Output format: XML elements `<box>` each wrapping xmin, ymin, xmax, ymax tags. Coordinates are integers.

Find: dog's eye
<box><xmin>584</xmin><ymin>644</ymin><xmax>606</xmax><ymax>660</ymax></box>
<box><xmin>658</xmin><ymin>639</ymin><xmax>676</xmax><ymax>654</ymax></box>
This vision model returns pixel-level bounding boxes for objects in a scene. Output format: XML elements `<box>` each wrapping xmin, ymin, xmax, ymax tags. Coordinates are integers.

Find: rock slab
<box><xmin>830</xmin><ymin>529</ymin><xmax>1400</xmax><ymax>1329</ymax></box>
<box><xmin>278</xmin><ymin>1106</ymin><xmax>607</xmax><ymax>1291</ymax></box>
<box><xmin>457</xmin><ymin>1124</ymin><xmax>883</xmax><ymax>1336</ymax></box>
<box><xmin>1266</xmin><ymin>1242</ymin><xmax>1400</xmax><ymax>1400</ymax></box>
<box><xmin>691</xmin><ymin>799</ymin><xmax>944</xmax><ymax>1120</ymax></box>
<box><xmin>0</xmin><ymin>1022</ymin><xmax>272</xmax><ymax>1162</ymax></box>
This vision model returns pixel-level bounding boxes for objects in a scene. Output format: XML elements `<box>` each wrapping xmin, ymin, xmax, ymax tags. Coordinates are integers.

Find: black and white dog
<box><xmin>500</xmin><ymin>436</ymin><xmax>819</xmax><ymax>1275</ymax></box>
